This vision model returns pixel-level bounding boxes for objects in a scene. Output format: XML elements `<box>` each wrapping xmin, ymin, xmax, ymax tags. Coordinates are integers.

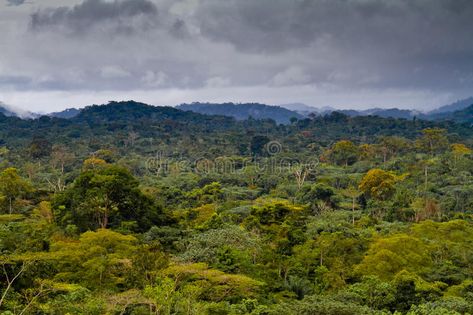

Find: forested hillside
<box><xmin>1</xmin><ymin>101</ymin><xmax>473</xmax><ymax>314</ymax></box>
<box><xmin>429</xmin><ymin>104</ymin><xmax>473</xmax><ymax>123</ymax></box>
<box><xmin>176</xmin><ymin>102</ymin><xmax>303</xmax><ymax>124</ymax></box>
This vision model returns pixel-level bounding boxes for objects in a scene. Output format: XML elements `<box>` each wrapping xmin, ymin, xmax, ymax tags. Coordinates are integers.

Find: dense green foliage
<box><xmin>1</xmin><ymin>101</ymin><xmax>473</xmax><ymax>314</ymax></box>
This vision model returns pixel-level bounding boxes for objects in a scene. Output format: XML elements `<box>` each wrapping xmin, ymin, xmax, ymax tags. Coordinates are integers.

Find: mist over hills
<box><xmin>278</xmin><ymin>97</ymin><xmax>473</xmax><ymax>122</ymax></box>
<box><xmin>0</xmin><ymin>102</ymin><xmax>37</xmax><ymax>119</ymax></box>
<box><xmin>278</xmin><ymin>97</ymin><xmax>473</xmax><ymax>121</ymax></box>
<box><xmin>429</xmin><ymin>97</ymin><xmax>473</xmax><ymax>115</ymax></box>
<box><xmin>0</xmin><ymin>105</ymin><xmax>15</xmax><ymax>117</ymax></box>
<box><xmin>2</xmin><ymin>96</ymin><xmax>473</xmax><ymax>125</ymax></box>
<box><xmin>431</xmin><ymin>104</ymin><xmax>473</xmax><ymax>123</ymax></box>
<box><xmin>52</xmin><ymin>96</ymin><xmax>473</xmax><ymax>124</ymax></box>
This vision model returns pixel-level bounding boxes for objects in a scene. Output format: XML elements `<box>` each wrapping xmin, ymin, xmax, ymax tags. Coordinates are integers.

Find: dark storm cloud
<box><xmin>191</xmin><ymin>0</ymin><xmax>473</xmax><ymax>84</ymax></box>
<box><xmin>1</xmin><ymin>0</ymin><xmax>472</xmax><ymax>110</ymax></box>
<box><xmin>30</xmin><ymin>0</ymin><xmax>159</xmax><ymax>33</ymax></box>
<box><xmin>6</xmin><ymin>0</ymin><xmax>26</xmax><ymax>6</ymax></box>
<box><xmin>194</xmin><ymin>0</ymin><xmax>473</xmax><ymax>53</ymax></box>
<box><xmin>19</xmin><ymin>0</ymin><xmax>473</xmax><ymax>91</ymax></box>
<box><xmin>189</xmin><ymin>0</ymin><xmax>473</xmax><ymax>89</ymax></box>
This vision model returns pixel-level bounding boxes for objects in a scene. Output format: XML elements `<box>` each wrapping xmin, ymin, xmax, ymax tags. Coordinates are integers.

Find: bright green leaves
<box><xmin>356</xmin><ymin>220</ymin><xmax>473</xmax><ymax>293</ymax></box>
<box><xmin>356</xmin><ymin>234</ymin><xmax>431</xmax><ymax>281</ymax></box>
<box><xmin>161</xmin><ymin>263</ymin><xmax>263</xmax><ymax>302</ymax></box>
<box><xmin>50</xmin><ymin>229</ymin><xmax>139</xmax><ymax>291</ymax></box>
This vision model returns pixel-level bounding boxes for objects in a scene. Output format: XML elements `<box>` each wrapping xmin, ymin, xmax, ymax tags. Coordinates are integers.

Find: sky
<box><xmin>0</xmin><ymin>0</ymin><xmax>472</xmax><ymax>113</ymax></box>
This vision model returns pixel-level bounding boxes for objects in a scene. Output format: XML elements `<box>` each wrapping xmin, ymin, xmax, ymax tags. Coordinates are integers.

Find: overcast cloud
<box><xmin>0</xmin><ymin>0</ymin><xmax>472</xmax><ymax>112</ymax></box>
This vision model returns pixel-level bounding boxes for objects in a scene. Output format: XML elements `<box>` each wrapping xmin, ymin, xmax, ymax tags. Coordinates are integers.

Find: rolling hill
<box><xmin>176</xmin><ymin>102</ymin><xmax>303</xmax><ymax>124</ymax></box>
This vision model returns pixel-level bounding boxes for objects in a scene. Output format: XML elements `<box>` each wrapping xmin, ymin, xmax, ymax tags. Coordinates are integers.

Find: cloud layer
<box><xmin>30</xmin><ymin>0</ymin><xmax>159</xmax><ymax>33</ymax></box>
<box><xmin>0</xmin><ymin>0</ymin><xmax>472</xmax><ymax>111</ymax></box>
<box><xmin>7</xmin><ymin>0</ymin><xmax>25</xmax><ymax>6</ymax></box>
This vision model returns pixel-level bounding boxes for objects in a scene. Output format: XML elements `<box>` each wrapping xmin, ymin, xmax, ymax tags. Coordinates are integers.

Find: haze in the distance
<box><xmin>0</xmin><ymin>0</ymin><xmax>472</xmax><ymax>112</ymax></box>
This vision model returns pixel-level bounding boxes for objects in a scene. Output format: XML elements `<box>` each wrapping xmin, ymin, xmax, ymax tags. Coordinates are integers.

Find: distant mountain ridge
<box><xmin>429</xmin><ymin>97</ymin><xmax>473</xmax><ymax>115</ymax></box>
<box><xmin>278</xmin><ymin>97</ymin><xmax>473</xmax><ymax>121</ymax></box>
<box><xmin>277</xmin><ymin>103</ymin><xmax>426</xmax><ymax>119</ymax></box>
<box><xmin>176</xmin><ymin>102</ymin><xmax>303</xmax><ymax>124</ymax></box>
<box><xmin>2</xmin><ymin>96</ymin><xmax>473</xmax><ymax>124</ymax></box>
<box><xmin>338</xmin><ymin>108</ymin><xmax>428</xmax><ymax>120</ymax></box>
<box><xmin>3</xmin><ymin>101</ymin><xmax>473</xmax><ymax>155</ymax></box>
<box><xmin>430</xmin><ymin>104</ymin><xmax>473</xmax><ymax>123</ymax></box>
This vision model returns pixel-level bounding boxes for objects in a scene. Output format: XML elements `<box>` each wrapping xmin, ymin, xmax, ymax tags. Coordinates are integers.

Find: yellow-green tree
<box><xmin>450</xmin><ymin>143</ymin><xmax>471</xmax><ymax>167</ymax></box>
<box><xmin>416</xmin><ymin>128</ymin><xmax>448</xmax><ymax>154</ymax></box>
<box><xmin>377</xmin><ymin>136</ymin><xmax>410</xmax><ymax>163</ymax></box>
<box><xmin>157</xmin><ymin>262</ymin><xmax>263</xmax><ymax>302</ymax></box>
<box><xmin>330</xmin><ymin>140</ymin><xmax>359</xmax><ymax>166</ymax></box>
<box><xmin>359</xmin><ymin>169</ymin><xmax>405</xmax><ymax>201</ymax></box>
<box><xmin>82</xmin><ymin>157</ymin><xmax>107</xmax><ymax>171</ymax></box>
<box><xmin>355</xmin><ymin>234</ymin><xmax>431</xmax><ymax>281</ymax></box>
<box><xmin>0</xmin><ymin>168</ymin><xmax>32</xmax><ymax>214</ymax></box>
<box><xmin>50</xmin><ymin>229</ymin><xmax>139</xmax><ymax>290</ymax></box>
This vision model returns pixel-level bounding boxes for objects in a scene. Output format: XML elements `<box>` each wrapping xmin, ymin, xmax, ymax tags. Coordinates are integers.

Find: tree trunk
<box><xmin>101</xmin><ymin>209</ymin><xmax>109</xmax><ymax>229</ymax></box>
<box><xmin>0</xmin><ymin>262</ymin><xmax>29</xmax><ymax>308</ymax></box>
<box><xmin>352</xmin><ymin>196</ymin><xmax>355</xmax><ymax>225</ymax></box>
<box><xmin>424</xmin><ymin>165</ymin><xmax>428</xmax><ymax>199</ymax></box>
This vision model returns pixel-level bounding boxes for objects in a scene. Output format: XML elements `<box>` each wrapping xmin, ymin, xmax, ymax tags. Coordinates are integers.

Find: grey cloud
<box><xmin>30</xmin><ymin>0</ymin><xmax>159</xmax><ymax>33</ymax></box>
<box><xmin>0</xmin><ymin>75</ymin><xmax>33</xmax><ymax>90</ymax></box>
<box><xmin>6</xmin><ymin>0</ymin><xmax>26</xmax><ymax>6</ymax></box>
<box><xmin>172</xmin><ymin>0</ymin><xmax>473</xmax><ymax>90</ymax></box>
<box><xmin>193</xmin><ymin>0</ymin><xmax>473</xmax><ymax>53</ymax></box>
<box><xmin>0</xmin><ymin>0</ymin><xmax>471</xmax><ymax>109</ymax></box>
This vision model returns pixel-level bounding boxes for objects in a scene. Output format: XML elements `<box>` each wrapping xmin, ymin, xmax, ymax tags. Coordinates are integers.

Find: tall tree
<box><xmin>330</xmin><ymin>140</ymin><xmax>358</xmax><ymax>166</ymax></box>
<box><xmin>0</xmin><ymin>168</ymin><xmax>32</xmax><ymax>214</ymax></box>
<box><xmin>54</xmin><ymin>165</ymin><xmax>167</xmax><ymax>231</ymax></box>
<box><xmin>359</xmin><ymin>169</ymin><xmax>404</xmax><ymax>201</ymax></box>
<box><xmin>416</xmin><ymin>128</ymin><xmax>448</xmax><ymax>155</ymax></box>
